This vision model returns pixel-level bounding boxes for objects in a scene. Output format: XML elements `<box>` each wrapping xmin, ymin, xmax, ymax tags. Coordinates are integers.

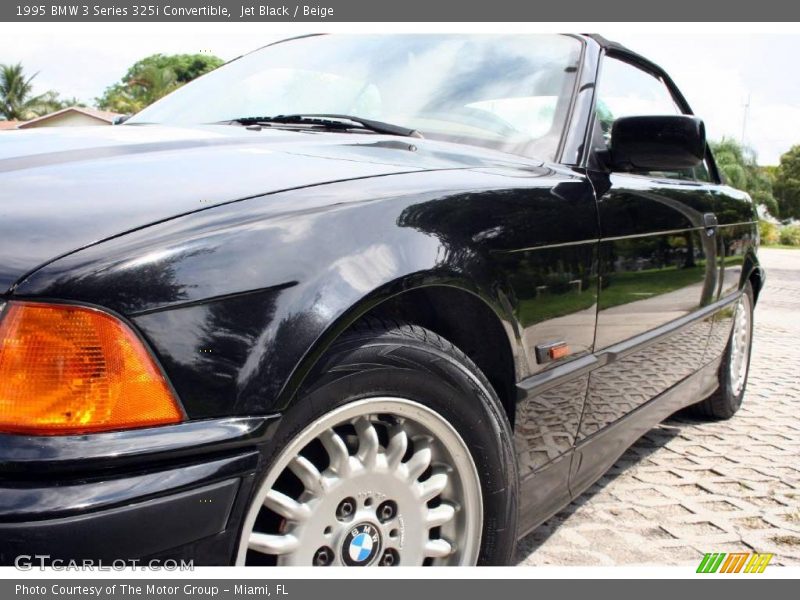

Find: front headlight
<box><xmin>0</xmin><ymin>301</ymin><xmax>182</xmax><ymax>435</ymax></box>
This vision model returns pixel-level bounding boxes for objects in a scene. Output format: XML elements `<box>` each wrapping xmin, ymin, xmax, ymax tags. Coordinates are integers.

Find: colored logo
<box><xmin>697</xmin><ymin>552</ymin><xmax>773</xmax><ymax>573</ymax></box>
<box><xmin>341</xmin><ymin>523</ymin><xmax>381</xmax><ymax>566</ymax></box>
<box><xmin>349</xmin><ymin>533</ymin><xmax>373</xmax><ymax>562</ymax></box>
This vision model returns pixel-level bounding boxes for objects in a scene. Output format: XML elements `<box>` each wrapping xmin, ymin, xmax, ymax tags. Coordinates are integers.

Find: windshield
<box><xmin>129</xmin><ymin>34</ymin><xmax>583</xmax><ymax>161</ymax></box>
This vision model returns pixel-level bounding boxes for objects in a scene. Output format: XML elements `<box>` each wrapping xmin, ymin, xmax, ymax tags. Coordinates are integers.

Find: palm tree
<box><xmin>130</xmin><ymin>65</ymin><xmax>179</xmax><ymax>106</ymax></box>
<box><xmin>0</xmin><ymin>63</ymin><xmax>51</xmax><ymax>121</ymax></box>
<box><xmin>99</xmin><ymin>65</ymin><xmax>179</xmax><ymax>114</ymax></box>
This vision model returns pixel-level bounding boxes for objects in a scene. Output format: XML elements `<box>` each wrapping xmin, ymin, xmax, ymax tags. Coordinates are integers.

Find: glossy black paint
<box><xmin>568</xmin><ymin>352</ymin><xmax>725</xmax><ymax>524</ymax></box>
<box><xmin>0</xmin><ymin>480</ymin><xmax>243</xmax><ymax>563</ymax></box>
<box><xmin>608</xmin><ymin>115</ymin><xmax>706</xmax><ymax>171</ymax></box>
<box><xmin>578</xmin><ymin>172</ymin><xmax>720</xmax><ymax>439</ymax></box>
<box><xmin>0</xmin><ymin>34</ymin><xmax>762</xmax><ymax>563</ymax></box>
<box><xmin>13</xmin><ymin>166</ymin><xmax>599</xmax><ymax>419</ymax></box>
<box><xmin>0</xmin><ymin>415</ymin><xmax>274</xmax><ymax>565</ymax></box>
<box><xmin>0</xmin><ymin>126</ymin><xmax>524</xmax><ymax>293</ymax></box>
<box><xmin>0</xmin><ymin>454</ymin><xmax>255</xmax><ymax>521</ymax></box>
<box><xmin>0</xmin><ymin>416</ymin><xmax>277</xmax><ymax>473</ymax></box>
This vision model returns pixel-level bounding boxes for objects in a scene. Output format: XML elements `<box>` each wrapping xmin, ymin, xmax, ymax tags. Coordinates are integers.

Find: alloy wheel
<box><xmin>236</xmin><ymin>397</ymin><xmax>483</xmax><ymax>566</ymax></box>
<box><xmin>729</xmin><ymin>291</ymin><xmax>753</xmax><ymax>397</ymax></box>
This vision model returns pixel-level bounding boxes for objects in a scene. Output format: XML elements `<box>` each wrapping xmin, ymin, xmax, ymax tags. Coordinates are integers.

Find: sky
<box><xmin>0</xmin><ymin>25</ymin><xmax>797</xmax><ymax>165</ymax></box>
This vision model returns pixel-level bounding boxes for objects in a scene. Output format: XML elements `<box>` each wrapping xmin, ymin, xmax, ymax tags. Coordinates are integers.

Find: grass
<box><xmin>763</xmin><ymin>244</ymin><xmax>800</xmax><ymax>250</ymax></box>
<box><xmin>515</xmin><ymin>264</ymin><xmax>708</xmax><ymax>325</ymax></box>
<box><xmin>599</xmin><ymin>265</ymin><xmax>705</xmax><ymax>310</ymax></box>
<box><xmin>517</xmin><ymin>290</ymin><xmax>595</xmax><ymax>325</ymax></box>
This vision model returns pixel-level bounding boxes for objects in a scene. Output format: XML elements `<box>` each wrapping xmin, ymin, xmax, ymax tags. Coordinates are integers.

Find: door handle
<box><xmin>703</xmin><ymin>212</ymin><xmax>718</xmax><ymax>236</ymax></box>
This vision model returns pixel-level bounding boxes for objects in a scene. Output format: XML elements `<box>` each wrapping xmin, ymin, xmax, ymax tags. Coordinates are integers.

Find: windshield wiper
<box><xmin>232</xmin><ymin>114</ymin><xmax>423</xmax><ymax>138</ymax></box>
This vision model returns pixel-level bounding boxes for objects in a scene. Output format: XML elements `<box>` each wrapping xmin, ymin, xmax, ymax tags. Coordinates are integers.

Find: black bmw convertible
<box><xmin>0</xmin><ymin>34</ymin><xmax>761</xmax><ymax>566</ymax></box>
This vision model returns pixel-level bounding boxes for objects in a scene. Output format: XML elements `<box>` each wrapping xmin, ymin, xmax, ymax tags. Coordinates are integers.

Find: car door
<box><xmin>575</xmin><ymin>54</ymin><xmax>720</xmax><ymax>448</ymax></box>
<box><xmin>703</xmin><ymin>183</ymin><xmax>760</xmax><ymax>361</ymax></box>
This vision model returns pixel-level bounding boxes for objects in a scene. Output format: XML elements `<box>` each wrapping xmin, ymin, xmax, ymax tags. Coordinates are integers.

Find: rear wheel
<box><xmin>236</xmin><ymin>319</ymin><xmax>517</xmax><ymax>566</ymax></box>
<box><xmin>689</xmin><ymin>282</ymin><xmax>754</xmax><ymax>419</ymax></box>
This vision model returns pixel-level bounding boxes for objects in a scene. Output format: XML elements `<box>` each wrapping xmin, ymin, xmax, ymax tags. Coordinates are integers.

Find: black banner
<box><xmin>4</xmin><ymin>579</ymin><xmax>798</xmax><ymax>600</ymax></box>
<box><xmin>2</xmin><ymin>0</ymin><xmax>800</xmax><ymax>22</ymax></box>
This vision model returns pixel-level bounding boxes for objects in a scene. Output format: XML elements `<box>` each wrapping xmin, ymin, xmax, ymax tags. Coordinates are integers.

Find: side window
<box><xmin>592</xmin><ymin>56</ymin><xmax>711</xmax><ymax>182</ymax></box>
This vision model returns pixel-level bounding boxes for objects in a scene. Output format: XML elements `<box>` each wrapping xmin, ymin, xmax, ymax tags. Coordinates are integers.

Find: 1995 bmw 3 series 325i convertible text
<box><xmin>0</xmin><ymin>34</ymin><xmax>762</xmax><ymax>566</ymax></box>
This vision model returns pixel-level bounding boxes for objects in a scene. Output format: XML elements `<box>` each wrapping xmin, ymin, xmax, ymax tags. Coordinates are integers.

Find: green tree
<box><xmin>35</xmin><ymin>90</ymin><xmax>87</xmax><ymax>113</ymax></box>
<box><xmin>0</xmin><ymin>63</ymin><xmax>82</xmax><ymax>121</ymax></box>
<box><xmin>48</xmin><ymin>93</ymin><xmax>86</xmax><ymax>110</ymax></box>
<box><xmin>97</xmin><ymin>53</ymin><xmax>223</xmax><ymax>114</ymax></box>
<box><xmin>0</xmin><ymin>63</ymin><xmax>53</xmax><ymax>120</ymax></box>
<box><xmin>773</xmin><ymin>145</ymin><xmax>800</xmax><ymax>220</ymax></box>
<box><xmin>779</xmin><ymin>223</ymin><xmax>800</xmax><ymax>245</ymax></box>
<box><xmin>711</xmin><ymin>137</ymin><xmax>779</xmax><ymax>217</ymax></box>
<box><xmin>125</xmin><ymin>53</ymin><xmax>224</xmax><ymax>84</ymax></box>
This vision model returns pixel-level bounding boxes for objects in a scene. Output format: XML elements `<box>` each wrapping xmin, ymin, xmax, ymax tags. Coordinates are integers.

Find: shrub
<box><xmin>759</xmin><ymin>220</ymin><xmax>780</xmax><ymax>246</ymax></box>
<box><xmin>779</xmin><ymin>223</ymin><xmax>800</xmax><ymax>246</ymax></box>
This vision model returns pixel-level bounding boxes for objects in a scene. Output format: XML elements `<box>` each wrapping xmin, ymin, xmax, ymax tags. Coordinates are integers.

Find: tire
<box><xmin>689</xmin><ymin>281</ymin><xmax>755</xmax><ymax>420</ymax></box>
<box><xmin>236</xmin><ymin>318</ymin><xmax>518</xmax><ymax>566</ymax></box>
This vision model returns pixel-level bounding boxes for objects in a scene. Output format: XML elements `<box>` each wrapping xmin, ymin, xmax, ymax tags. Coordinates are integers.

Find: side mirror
<box><xmin>607</xmin><ymin>115</ymin><xmax>706</xmax><ymax>172</ymax></box>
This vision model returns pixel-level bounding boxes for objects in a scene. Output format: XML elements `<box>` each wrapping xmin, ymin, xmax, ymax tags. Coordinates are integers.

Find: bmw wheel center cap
<box><xmin>342</xmin><ymin>523</ymin><xmax>381</xmax><ymax>566</ymax></box>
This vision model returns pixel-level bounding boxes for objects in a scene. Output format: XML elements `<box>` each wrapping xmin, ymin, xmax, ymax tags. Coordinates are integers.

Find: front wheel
<box><xmin>236</xmin><ymin>319</ymin><xmax>517</xmax><ymax>566</ymax></box>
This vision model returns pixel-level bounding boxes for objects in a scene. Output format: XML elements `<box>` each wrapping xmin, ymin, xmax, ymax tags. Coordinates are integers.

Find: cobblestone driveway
<box><xmin>515</xmin><ymin>248</ymin><xmax>800</xmax><ymax>566</ymax></box>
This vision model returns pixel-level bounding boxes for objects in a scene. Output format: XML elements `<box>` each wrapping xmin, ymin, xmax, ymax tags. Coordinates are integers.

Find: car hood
<box><xmin>0</xmin><ymin>124</ymin><xmax>536</xmax><ymax>293</ymax></box>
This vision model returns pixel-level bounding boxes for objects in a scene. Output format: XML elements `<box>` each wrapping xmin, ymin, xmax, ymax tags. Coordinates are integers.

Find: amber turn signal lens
<box><xmin>0</xmin><ymin>302</ymin><xmax>182</xmax><ymax>435</ymax></box>
<box><xmin>548</xmin><ymin>343</ymin><xmax>570</xmax><ymax>361</ymax></box>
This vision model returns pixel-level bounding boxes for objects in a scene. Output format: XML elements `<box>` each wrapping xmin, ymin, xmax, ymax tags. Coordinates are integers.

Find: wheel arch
<box><xmin>742</xmin><ymin>247</ymin><xmax>765</xmax><ymax>303</ymax></box>
<box><xmin>278</xmin><ymin>278</ymin><xmax>521</xmax><ymax>427</ymax></box>
<box><xmin>747</xmin><ymin>264</ymin><xmax>765</xmax><ymax>303</ymax></box>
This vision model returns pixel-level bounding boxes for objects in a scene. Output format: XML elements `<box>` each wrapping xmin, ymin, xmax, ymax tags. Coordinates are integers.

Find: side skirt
<box><xmin>516</xmin><ymin>354</ymin><xmax>722</xmax><ymax>539</ymax></box>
